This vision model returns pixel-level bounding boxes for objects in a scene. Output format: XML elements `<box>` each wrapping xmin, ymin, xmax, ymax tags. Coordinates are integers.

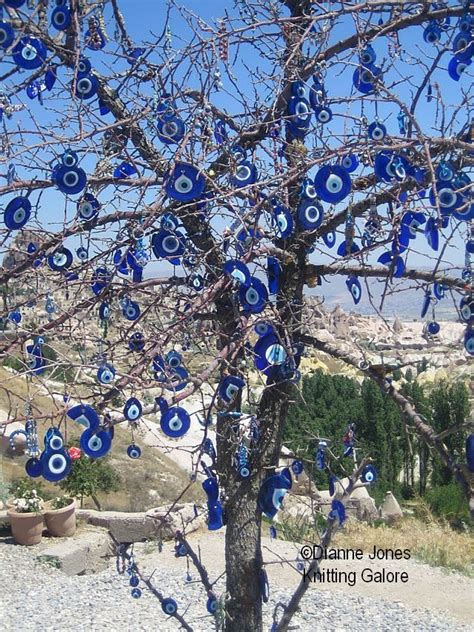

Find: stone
<box><xmin>315</xmin><ymin>329</ymin><xmax>335</xmax><ymax>343</ymax></box>
<box><xmin>146</xmin><ymin>502</ymin><xmax>205</xmax><ymax>537</ymax></box>
<box><xmin>277</xmin><ymin>475</ymin><xmax>380</xmax><ymax>523</ymax></box>
<box><xmin>393</xmin><ymin>316</ymin><xmax>403</xmax><ymax>333</ymax></box>
<box><xmin>334</xmin><ymin>320</ymin><xmax>349</xmax><ymax>338</ymax></box>
<box><xmin>319</xmin><ymin>478</ymin><xmax>378</xmax><ymax>521</ymax></box>
<box><xmin>380</xmin><ymin>491</ymin><xmax>404</xmax><ymax>523</ymax></box>
<box><xmin>278</xmin><ymin>448</ymin><xmax>319</xmax><ymax>496</ymax></box>
<box><xmin>353</xmin><ymin>496</ymin><xmax>379</xmax><ymax>521</ymax></box>
<box><xmin>76</xmin><ymin>502</ymin><xmax>205</xmax><ymax>543</ymax></box>
<box><xmin>277</xmin><ymin>493</ymin><xmax>321</xmax><ymax>524</ymax></box>
<box><xmin>36</xmin><ymin>528</ymin><xmax>113</xmax><ymax>575</ymax></box>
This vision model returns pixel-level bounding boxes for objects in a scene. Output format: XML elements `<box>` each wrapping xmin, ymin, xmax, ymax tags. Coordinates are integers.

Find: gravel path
<box><xmin>1</xmin><ymin>533</ymin><xmax>472</xmax><ymax>632</ymax></box>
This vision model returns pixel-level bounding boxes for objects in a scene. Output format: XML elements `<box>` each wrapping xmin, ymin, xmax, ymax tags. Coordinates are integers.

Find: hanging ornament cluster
<box><xmin>258</xmin><ymin>467</ymin><xmax>292</xmax><ymax>520</ymax></box>
<box><xmin>1</xmin><ymin>0</ymin><xmax>471</xmax><ymax>584</ymax></box>
<box><xmin>52</xmin><ymin>150</ymin><xmax>87</xmax><ymax>195</ymax></box>
<box><xmin>218</xmin><ymin>20</ymin><xmax>228</xmax><ymax>62</ymax></box>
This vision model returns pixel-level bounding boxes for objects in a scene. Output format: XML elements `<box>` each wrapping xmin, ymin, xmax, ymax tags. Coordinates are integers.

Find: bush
<box><xmin>417</xmin><ymin>357</ymin><xmax>429</xmax><ymax>374</ymax></box>
<box><xmin>59</xmin><ymin>453</ymin><xmax>121</xmax><ymax>508</ymax></box>
<box><xmin>400</xmin><ymin>484</ymin><xmax>416</xmax><ymax>500</ymax></box>
<box><xmin>370</xmin><ymin>480</ymin><xmax>402</xmax><ymax>506</ymax></box>
<box><xmin>9</xmin><ymin>477</ymin><xmax>44</xmax><ymax>500</ymax></box>
<box><xmin>49</xmin><ymin>364</ymin><xmax>77</xmax><ymax>384</ymax></box>
<box><xmin>3</xmin><ymin>356</ymin><xmax>26</xmax><ymax>372</ymax></box>
<box><xmin>426</xmin><ymin>483</ymin><xmax>471</xmax><ymax>527</ymax></box>
<box><xmin>392</xmin><ymin>368</ymin><xmax>402</xmax><ymax>381</ymax></box>
<box><xmin>51</xmin><ymin>495</ymin><xmax>74</xmax><ymax>510</ymax></box>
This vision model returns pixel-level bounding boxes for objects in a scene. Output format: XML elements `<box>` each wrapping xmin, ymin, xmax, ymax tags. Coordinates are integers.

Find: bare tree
<box><xmin>0</xmin><ymin>1</ymin><xmax>472</xmax><ymax>630</ymax></box>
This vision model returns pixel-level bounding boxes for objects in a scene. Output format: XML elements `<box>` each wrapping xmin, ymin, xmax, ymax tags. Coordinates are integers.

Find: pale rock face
<box><xmin>75</xmin><ymin>503</ymin><xmax>205</xmax><ymax>543</ymax></box>
<box><xmin>277</xmin><ymin>476</ymin><xmax>379</xmax><ymax>523</ymax></box>
<box><xmin>379</xmin><ymin>491</ymin><xmax>404</xmax><ymax>523</ymax></box>
<box><xmin>275</xmin><ymin>493</ymin><xmax>318</xmax><ymax>524</ymax></box>
<box><xmin>334</xmin><ymin>320</ymin><xmax>349</xmax><ymax>338</ymax></box>
<box><xmin>393</xmin><ymin>316</ymin><xmax>403</xmax><ymax>333</ymax></box>
<box><xmin>278</xmin><ymin>449</ymin><xmax>319</xmax><ymax>497</ymax></box>
<box><xmin>331</xmin><ymin>304</ymin><xmax>345</xmax><ymax>320</ymax></box>
<box><xmin>333</xmin><ymin>477</ymin><xmax>379</xmax><ymax>522</ymax></box>
<box><xmin>315</xmin><ymin>329</ymin><xmax>336</xmax><ymax>343</ymax></box>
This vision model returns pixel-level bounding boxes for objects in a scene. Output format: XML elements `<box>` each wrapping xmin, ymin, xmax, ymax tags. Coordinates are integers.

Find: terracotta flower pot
<box><xmin>7</xmin><ymin>509</ymin><xmax>44</xmax><ymax>546</ymax></box>
<box><xmin>44</xmin><ymin>499</ymin><xmax>77</xmax><ymax>537</ymax></box>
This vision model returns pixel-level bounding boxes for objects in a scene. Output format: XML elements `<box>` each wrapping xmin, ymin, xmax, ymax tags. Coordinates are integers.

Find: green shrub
<box><xmin>417</xmin><ymin>357</ymin><xmax>429</xmax><ymax>374</ymax></box>
<box><xmin>49</xmin><ymin>364</ymin><xmax>77</xmax><ymax>384</ymax></box>
<box><xmin>370</xmin><ymin>480</ymin><xmax>402</xmax><ymax>506</ymax></box>
<box><xmin>400</xmin><ymin>483</ymin><xmax>416</xmax><ymax>500</ymax></box>
<box><xmin>59</xmin><ymin>453</ymin><xmax>121</xmax><ymax>508</ymax></box>
<box><xmin>274</xmin><ymin>512</ymin><xmax>327</xmax><ymax>544</ymax></box>
<box><xmin>3</xmin><ymin>356</ymin><xmax>26</xmax><ymax>372</ymax></box>
<box><xmin>426</xmin><ymin>483</ymin><xmax>470</xmax><ymax>527</ymax></box>
<box><xmin>51</xmin><ymin>495</ymin><xmax>74</xmax><ymax>510</ymax></box>
<box><xmin>392</xmin><ymin>368</ymin><xmax>402</xmax><ymax>381</ymax></box>
<box><xmin>8</xmin><ymin>477</ymin><xmax>44</xmax><ymax>499</ymax></box>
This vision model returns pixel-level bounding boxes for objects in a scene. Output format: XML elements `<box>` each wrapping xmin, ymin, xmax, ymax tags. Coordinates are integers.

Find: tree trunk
<box><xmin>92</xmin><ymin>494</ymin><xmax>102</xmax><ymax>511</ymax></box>
<box><xmin>221</xmin><ymin>7</ymin><xmax>308</xmax><ymax>627</ymax></box>
<box><xmin>225</xmin><ymin>477</ymin><xmax>263</xmax><ymax>631</ymax></box>
<box><xmin>419</xmin><ymin>440</ymin><xmax>428</xmax><ymax>495</ymax></box>
<box><xmin>221</xmin><ymin>388</ymin><xmax>290</xmax><ymax>631</ymax></box>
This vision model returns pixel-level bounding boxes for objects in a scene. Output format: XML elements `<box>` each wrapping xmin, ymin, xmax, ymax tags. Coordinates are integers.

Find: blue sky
<box><xmin>1</xmin><ymin>1</ymin><xmax>472</xmax><ymax>317</ymax></box>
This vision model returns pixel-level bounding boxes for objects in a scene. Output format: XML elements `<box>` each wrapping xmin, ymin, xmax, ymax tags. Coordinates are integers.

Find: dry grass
<box><xmin>103</xmin><ymin>425</ymin><xmax>203</xmax><ymax>512</ymax></box>
<box><xmin>1</xmin><ymin>417</ymin><xmax>203</xmax><ymax>512</ymax></box>
<box><xmin>0</xmin><ymin>366</ymin><xmax>60</xmax><ymax>421</ymax></box>
<box><xmin>333</xmin><ymin>518</ymin><xmax>474</xmax><ymax>576</ymax></box>
<box><xmin>0</xmin><ymin>367</ymin><xmax>204</xmax><ymax>513</ymax></box>
<box><xmin>0</xmin><ymin>355</ymin><xmax>204</xmax><ymax>512</ymax></box>
<box><xmin>277</xmin><ymin>506</ymin><xmax>473</xmax><ymax>577</ymax></box>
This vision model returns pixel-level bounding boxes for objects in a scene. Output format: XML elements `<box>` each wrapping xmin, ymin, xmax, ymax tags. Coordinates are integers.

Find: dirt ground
<box><xmin>136</xmin><ymin>528</ymin><xmax>474</xmax><ymax>625</ymax></box>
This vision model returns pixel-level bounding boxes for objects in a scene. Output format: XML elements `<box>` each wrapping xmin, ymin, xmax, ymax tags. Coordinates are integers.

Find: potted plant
<box><xmin>44</xmin><ymin>495</ymin><xmax>77</xmax><ymax>537</ymax></box>
<box><xmin>7</xmin><ymin>489</ymin><xmax>44</xmax><ymax>546</ymax></box>
<box><xmin>6</xmin><ymin>478</ymin><xmax>44</xmax><ymax>510</ymax></box>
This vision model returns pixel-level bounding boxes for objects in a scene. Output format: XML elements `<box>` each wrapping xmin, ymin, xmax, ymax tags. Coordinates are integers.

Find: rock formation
<box><xmin>379</xmin><ymin>491</ymin><xmax>404</xmax><ymax>523</ymax></box>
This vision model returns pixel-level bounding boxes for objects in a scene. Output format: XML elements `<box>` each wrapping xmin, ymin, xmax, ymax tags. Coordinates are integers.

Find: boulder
<box><xmin>314</xmin><ymin>329</ymin><xmax>335</xmax><ymax>343</ymax></box>
<box><xmin>276</xmin><ymin>494</ymin><xmax>314</xmax><ymax>524</ymax></box>
<box><xmin>146</xmin><ymin>503</ymin><xmax>205</xmax><ymax>537</ymax></box>
<box><xmin>279</xmin><ymin>487</ymin><xmax>366</xmax><ymax>526</ymax></box>
<box><xmin>77</xmin><ymin>509</ymin><xmax>159</xmax><ymax>543</ymax></box>
<box><xmin>393</xmin><ymin>317</ymin><xmax>403</xmax><ymax>334</ymax></box>
<box><xmin>76</xmin><ymin>502</ymin><xmax>205</xmax><ymax>543</ymax></box>
<box><xmin>36</xmin><ymin>528</ymin><xmax>113</xmax><ymax>575</ymax></box>
<box><xmin>278</xmin><ymin>448</ymin><xmax>319</xmax><ymax>496</ymax></box>
<box><xmin>319</xmin><ymin>478</ymin><xmax>378</xmax><ymax>522</ymax></box>
<box><xmin>334</xmin><ymin>320</ymin><xmax>349</xmax><ymax>338</ymax></box>
<box><xmin>316</xmin><ymin>490</ymin><xmax>335</xmax><ymax>516</ymax></box>
<box><xmin>379</xmin><ymin>491</ymin><xmax>403</xmax><ymax>523</ymax></box>
<box><xmin>353</xmin><ymin>495</ymin><xmax>379</xmax><ymax>522</ymax></box>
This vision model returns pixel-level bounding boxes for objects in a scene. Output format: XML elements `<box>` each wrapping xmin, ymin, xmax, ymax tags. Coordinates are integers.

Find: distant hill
<box><xmin>306</xmin><ymin>273</ymin><xmax>459</xmax><ymax>320</ymax></box>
